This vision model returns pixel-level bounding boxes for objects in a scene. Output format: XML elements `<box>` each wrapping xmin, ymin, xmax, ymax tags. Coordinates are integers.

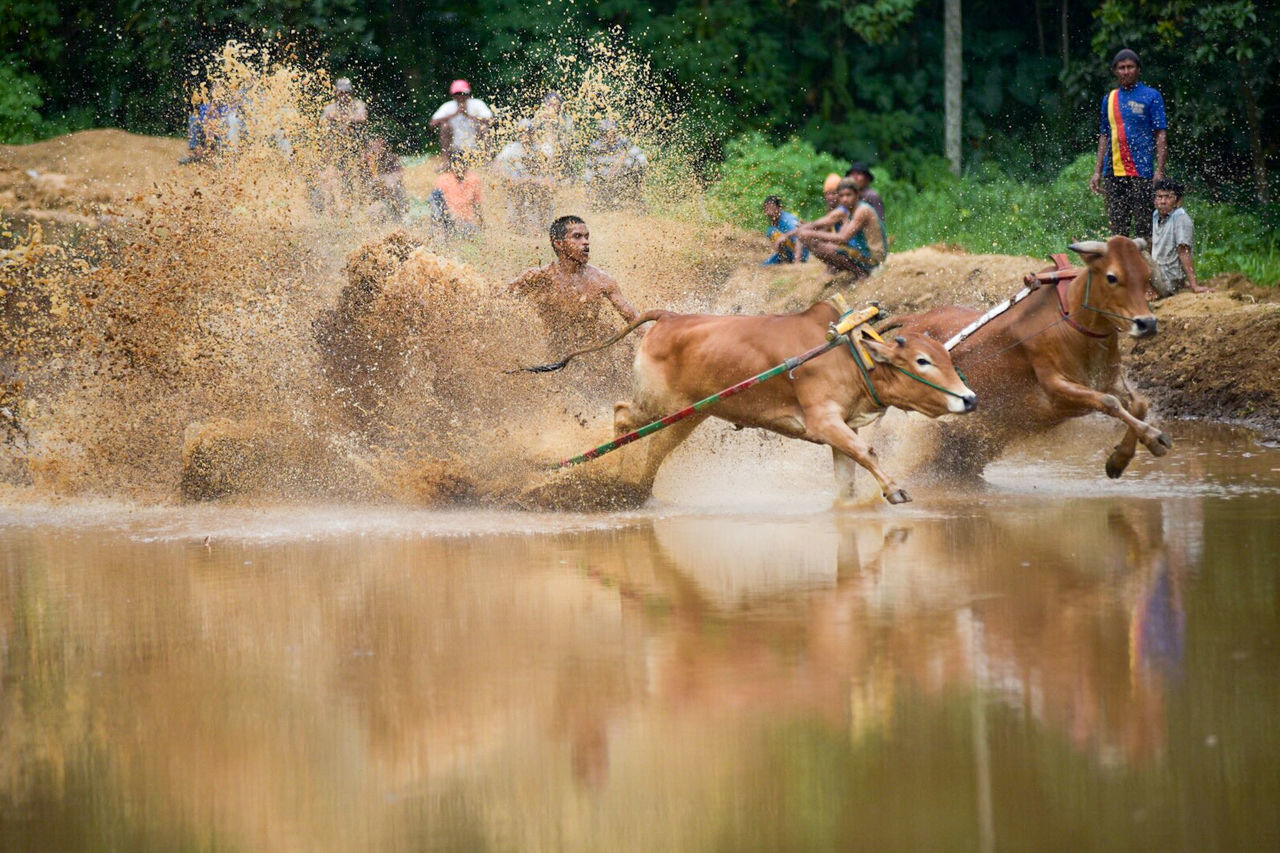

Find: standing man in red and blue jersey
<box><xmin>1089</xmin><ymin>48</ymin><xmax>1167</xmax><ymax>241</ymax></box>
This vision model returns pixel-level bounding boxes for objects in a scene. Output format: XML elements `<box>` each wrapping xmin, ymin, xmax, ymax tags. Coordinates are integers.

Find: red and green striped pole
<box><xmin>553</xmin><ymin>334</ymin><xmax>848</xmax><ymax>470</ymax></box>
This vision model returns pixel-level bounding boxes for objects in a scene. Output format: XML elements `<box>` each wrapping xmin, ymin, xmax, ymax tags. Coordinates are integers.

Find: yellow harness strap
<box><xmin>827</xmin><ymin>296</ymin><xmax>884</xmax><ymax>370</ymax></box>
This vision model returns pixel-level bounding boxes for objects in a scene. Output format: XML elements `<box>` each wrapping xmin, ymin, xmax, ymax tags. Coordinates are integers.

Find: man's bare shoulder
<box><xmin>508</xmin><ymin>264</ymin><xmax>554</xmax><ymax>292</ymax></box>
<box><xmin>583</xmin><ymin>264</ymin><xmax>619</xmax><ymax>288</ymax></box>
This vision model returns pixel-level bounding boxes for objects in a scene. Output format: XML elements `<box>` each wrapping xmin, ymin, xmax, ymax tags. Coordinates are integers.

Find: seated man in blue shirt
<box><xmin>762</xmin><ymin>195</ymin><xmax>808</xmax><ymax>265</ymax></box>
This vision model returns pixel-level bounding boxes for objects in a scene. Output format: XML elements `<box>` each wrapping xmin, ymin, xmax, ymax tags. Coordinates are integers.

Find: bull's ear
<box><xmin>1069</xmin><ymin>240</ymin><xmax>1107</xmax><ymax>261</ymax></box>
<box><xmin>1132</xmin><ymin>237</ymin><xmax>1149</xmax><ymax>251</ymax></box>
<box><xmin>863</xmin><ymin>337</ymin><xmax>893</xmax><ymax>364</ymax></box>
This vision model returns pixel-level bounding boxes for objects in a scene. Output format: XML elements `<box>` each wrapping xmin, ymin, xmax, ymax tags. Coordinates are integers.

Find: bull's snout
<box><xmin>1131</xmin><ymin>315</ymin><xmax>1158</xmax><ymax>338</ymax></box>
<box><xmin>947</xmin><ymin>392</ymin><xmax>978</xmax><ymax>414</ymax></box>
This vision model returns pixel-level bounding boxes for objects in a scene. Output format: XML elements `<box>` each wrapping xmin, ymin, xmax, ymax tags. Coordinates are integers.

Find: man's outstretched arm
<box><xmin>601</xmin><ymin>275</ymin><xmax>639</xmax><ymax>322</ymax></box>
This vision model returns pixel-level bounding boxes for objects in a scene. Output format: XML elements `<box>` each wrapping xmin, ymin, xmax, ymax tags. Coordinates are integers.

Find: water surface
<box><xmin>2</xmin><ymin>422</ymin><xmax>1278</xmax><ymax>851</ymax></box>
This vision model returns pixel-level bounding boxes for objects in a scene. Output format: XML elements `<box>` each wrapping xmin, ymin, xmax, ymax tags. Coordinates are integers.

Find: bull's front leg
<box><xmin>1034</xmin><ymin>367</ymin><xmax>1172</xmax><ymax>460</ymax></box>
<box><xmin>1104</xmin><ymin>374</ymin><xmax>1162</xmax><ymax>478</ymax></box>
<box><xmin>805</xmin><ymin>405</ymin><xmax>910</xmax><ymax>505</ymax></box>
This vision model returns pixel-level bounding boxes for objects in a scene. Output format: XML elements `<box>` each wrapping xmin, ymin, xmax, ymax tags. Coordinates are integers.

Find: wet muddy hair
<box><xmin>763</xmin><ymin>195</ymin><xmax>784</xmax><ymax>208</ymax></box>
<box><xmin>550</xmin><ymin>214</ymin><xmax>585</xmax><ymax>243</ymax></box>
<box><xmin>837</xmin><ymin>178</ymin><xmax>860</xmax><ymax>194</ymax></box>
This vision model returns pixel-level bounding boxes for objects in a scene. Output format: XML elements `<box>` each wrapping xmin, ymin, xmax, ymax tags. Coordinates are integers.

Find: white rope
<box><xmin>944</xmin><ymin>286</ymin><xmax>1035</xmax><ymax>351</ymax></box>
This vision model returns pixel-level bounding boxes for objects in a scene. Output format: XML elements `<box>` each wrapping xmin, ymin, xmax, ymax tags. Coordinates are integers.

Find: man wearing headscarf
<box><xmin>822</xmin><ymin>173</ymin><xmax>842</xmax><ymax>212</ymax></box>
<box><xmin>1089</xmin><ymin>49</ymin><xmax>1168</xmax><ymax>240</ymax></box>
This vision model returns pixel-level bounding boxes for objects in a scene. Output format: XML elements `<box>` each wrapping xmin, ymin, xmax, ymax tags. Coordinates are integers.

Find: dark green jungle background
<box><xmin>2</xmin><ymin>0</ymin><xmax>1277</xmax><ymax>280</ymax></box>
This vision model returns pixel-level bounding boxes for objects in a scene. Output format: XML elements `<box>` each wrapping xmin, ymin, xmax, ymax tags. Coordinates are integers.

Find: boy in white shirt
<box><xmin>1151</xmin><ymin>178</ymin><xmax>1208</xmax><ymax>295</ymax></box>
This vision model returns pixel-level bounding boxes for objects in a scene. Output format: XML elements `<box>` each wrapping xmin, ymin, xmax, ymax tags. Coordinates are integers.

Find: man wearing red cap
<box><xmin>430</xmin><ymin>79</ymin><xmax>493</xmax><ymax>157</ymax></box>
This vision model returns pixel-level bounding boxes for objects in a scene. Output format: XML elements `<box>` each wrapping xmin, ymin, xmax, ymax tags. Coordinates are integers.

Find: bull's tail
<box><xmin>505</xmin><ymin>309</ymin><xmax>670</xmax><ymax>374</ymax></box>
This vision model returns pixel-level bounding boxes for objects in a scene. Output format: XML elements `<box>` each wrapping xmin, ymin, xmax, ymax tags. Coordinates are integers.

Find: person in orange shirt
<box><xmin>430</xmin><ymin>151</ymin><xmax>484</xmax><ymax>237</ymax></box>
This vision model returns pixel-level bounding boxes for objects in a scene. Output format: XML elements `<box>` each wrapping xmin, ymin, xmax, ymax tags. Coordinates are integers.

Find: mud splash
<box><xmin>0</xmin><ymin>40</ymin><xmax>751</xmax><ymax>510</ymax></box>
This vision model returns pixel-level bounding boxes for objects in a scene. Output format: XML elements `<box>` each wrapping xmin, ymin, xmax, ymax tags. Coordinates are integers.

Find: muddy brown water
<box><xmin>2</xmin><ymin>420</ymin><xmax>1278</xmax><ymax>851</ymax></box>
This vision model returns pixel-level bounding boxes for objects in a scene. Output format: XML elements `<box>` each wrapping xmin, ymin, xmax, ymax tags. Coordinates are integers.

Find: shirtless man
<box><xmin>508</xmin><ymin>215</ymin><xmax>639</xmax><ymax>353</ymax></box>
<box><xmin>793</xmin><ymin>178</ymin><xmax>887</xmax><ymax>279</ymax></box>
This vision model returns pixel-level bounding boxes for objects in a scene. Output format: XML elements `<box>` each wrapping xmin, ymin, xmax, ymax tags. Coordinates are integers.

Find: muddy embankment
<box><xmin>2</xmin><ymin>129</ymin><xmax>1277</xmax><ymax>510</ymax></box>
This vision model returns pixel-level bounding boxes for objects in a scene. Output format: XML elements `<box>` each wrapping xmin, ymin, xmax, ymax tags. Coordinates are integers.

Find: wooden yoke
<box><xmin>1023</xmin><ymin>253</ymin><xmax>1084</xmax><ymax>289</ymax></box>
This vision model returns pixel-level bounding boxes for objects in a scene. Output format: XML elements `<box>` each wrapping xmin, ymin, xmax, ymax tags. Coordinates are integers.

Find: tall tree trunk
<box><xmin>945</xmin><ymin>0</ymin><xmax>962</xmax><ymax>176</ymax></box>
<box><xmin>1060</xmin><ymin>0</ymin><xmax>1069</xmax><ymax>70</ymax></box>
<box><xmin>1240</xmin><ymin>77</ymin><xmax>1270</xmax><ymax>202</ymax></box>
<box><xmin>1035</xmin><ymin>0</ymin><xmax>1046</xmax><ymax>57</ymax></box>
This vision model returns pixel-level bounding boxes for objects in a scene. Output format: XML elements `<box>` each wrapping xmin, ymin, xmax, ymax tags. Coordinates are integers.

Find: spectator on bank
<box><xmin>534</xmin><ymin>90</ymin><xmax>576</xmax><ymax>178</ymax></box>
<box><xmin>361</xmin><ymin>136</ymin><xmax>409</xmax><ymax>221</ymax></box>
<box><xmin>1089</xmin><ymin>49</ymin><xmax>1167</xmax><ymax>240</ymax></box>
<box><xmin>845</xmin><ymin>162</ymin><xmax>885</xmax><ymax>222</ymax></box>
<box><xmin>1150</xmin><ymin>178</ymin><xmax>1207</xmax><ymax>296</ymax></box>
<box><xmin>762</xmin><ymin>195</ymin><xmax>808</xmax><ymax>265</ymax></box>
<box><xmin>311</xmin><ymin>77</ymin><xmax>369</xmax><ymax>211</ymax></box>
<box><xmin>494</xmin><ymin>119</ymin><xmax>553</xmax><ymax>230</ymax></box>
<box><xmin>180</xmin><ymin>89</ymin><xmax>242</xmax><ymax>164</ymax></box>
<box><xmin>322</xmin><ymin>77</ymin><xmax>368</xmax><ymax>132</ymax></box>
<box><xmin>822</xmin><ymin>173</ymin><xmax>842</xmax><ymax>212</ymax></box>
<box><xmin>430</xmin><ymin>79</ymin><xmax>493</xmax><ymax>158</ymax></box>
<box><xmin>581</xmin><ymin>119</ymin><xmax>648</xmax><ymax>209</ymax></box>
<box><xmin>430</xmin><ymin>150</ymin><xmax>484</xmax><ymax>238</ymax></box>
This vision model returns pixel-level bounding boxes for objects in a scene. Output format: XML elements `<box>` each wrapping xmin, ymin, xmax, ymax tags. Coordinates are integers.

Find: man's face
<box><xmin>763</xmin><ymin>201</ymin><xmax>782</xmax><ymax>224</ymax></box>
<box><xmin>1113</xmin><ymin>59</ymin><xmax>1140</xmax><ymax>88</ymax></box>
<box><xmin>1154</xmin><ymin>189</ymin><xmax>1180</xmax><ymax>216</ymax></box>
<box><xmin>555</xmin><ymin>222</ymin><xmax>590</xmax><ymax>263</ymax></box>
<box><xmin>453</xmin><ymin>92</ymin><xmax>469</xmax><ymax>108</ymax></box>
<box><xmin>837</xmin><ymin>187</ymin><xmax>857</xmax><ymax>209</ymax></box>
<box><xmin>824</xmin><ymin>190</ymin><xmax>839</xmax><ymax>209</ymax></box>
<box><xmin>849</xmin><ymin>171</ymin><xmax>869</xmax><ymax>190</ymax></box>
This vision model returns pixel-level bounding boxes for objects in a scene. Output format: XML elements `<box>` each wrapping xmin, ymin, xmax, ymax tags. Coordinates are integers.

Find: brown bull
<box><xmin>585</xmin><ymin>300</ymin><xmax>977</xmax><ymax>504</ymax></box>
<box><xmin>891</xmin><ymin>236</ymin><xmax>1170</xmax><ymax>479</ymax></box>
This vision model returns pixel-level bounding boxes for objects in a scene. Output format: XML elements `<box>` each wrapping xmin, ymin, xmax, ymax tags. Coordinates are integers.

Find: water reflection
<box><xmin>2</xmin><ymin>462</ymin><xmax>1278</xmax><ymax>849</ymax></box>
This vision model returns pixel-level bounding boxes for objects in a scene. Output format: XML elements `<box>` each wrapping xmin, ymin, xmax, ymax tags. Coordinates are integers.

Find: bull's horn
<box><xmin>1132</xmin><ymin>237</ymin><xmax>1149</xmax><ymax>251</ymax></box>
<box><xmin>894</xmin><ymin>335</ymin><xmax>906</xmax><ymax>347</ymax></box>
<box><xmin>1069</xmin><ymin>240</ymin><xmax>1107</xmax><ymax>257</ymax></box>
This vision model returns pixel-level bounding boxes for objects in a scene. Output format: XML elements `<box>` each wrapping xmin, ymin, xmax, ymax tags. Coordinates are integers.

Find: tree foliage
<box><xmin>0</xmin><ymin>0</ymin><xmax>1276</xmax><ymax>201</ymax></box>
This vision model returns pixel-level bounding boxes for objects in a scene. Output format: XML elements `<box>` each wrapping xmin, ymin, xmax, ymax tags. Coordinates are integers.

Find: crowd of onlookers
<box><xmin>182</xmin><ymin>47</ymin><xmax>1204</xmax><ymax>296</ymax></box>
<box><xmin>180</xmin><ymin>76</ymin><xmax>648</xmax><ymax>238</ymax></box>
<box><xmin>760</xmin><ymin>162</ymin><xmax>887</xmax><ymax>281</ymax></box>
<box><xmin>759</xmin><ymin>48</ymin><xmax>1205</xmax><ymax>296</ymax></box>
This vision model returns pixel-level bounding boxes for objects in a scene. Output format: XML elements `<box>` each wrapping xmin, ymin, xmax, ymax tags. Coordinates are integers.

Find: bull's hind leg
<box><xmin>806</xmin><ymin>406</ymin><xmax>911</xmax><ymax>505</ymax></box>
<box><xmin>1105</xmin><ymin>378</ymin><xmax>1169</xmax><ymax>479</ymax></box>
<box><xmin>614</xmin><ymin>400</ymin><xmax>707</xmax><ymax>494</ymax></box>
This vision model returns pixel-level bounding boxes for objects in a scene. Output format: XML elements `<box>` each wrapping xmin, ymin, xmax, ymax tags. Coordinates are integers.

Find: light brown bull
<box><xmin>581</xmin><ymin>299</ymin><xmax>977</xmax><ymax>504</ymax></box>
<box><xmin>891</xmin><ymin>236</ymin><xmax>1170</xmax><ymax>479</ymax></box>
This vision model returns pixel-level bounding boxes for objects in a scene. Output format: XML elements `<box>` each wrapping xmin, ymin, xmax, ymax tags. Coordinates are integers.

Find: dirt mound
<box><xmin>0</xmin><ymin>129</ymin><xmax>187</xmax><ymax>217</ymax></box>
<box><xmin>1129</xmin><ymin>292</ymin><xmax>1280</xmax><ymax>435</ymax></box>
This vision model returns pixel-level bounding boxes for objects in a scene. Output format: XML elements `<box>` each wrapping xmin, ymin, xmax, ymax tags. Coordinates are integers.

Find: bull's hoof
<box><xmin>884</xmin><ymin>488</ymin><xmax>912</xmax><ymax>505</ymax></box>
<box><xmin>1105</xmin><ymin>452</ymin><xmax>1130</xmax><ymax>480</ymax></box>
<box><xmin>1146</xmin><ymin>431</ymin><xmax>1173</xmax><ymax>457</ymax></box>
